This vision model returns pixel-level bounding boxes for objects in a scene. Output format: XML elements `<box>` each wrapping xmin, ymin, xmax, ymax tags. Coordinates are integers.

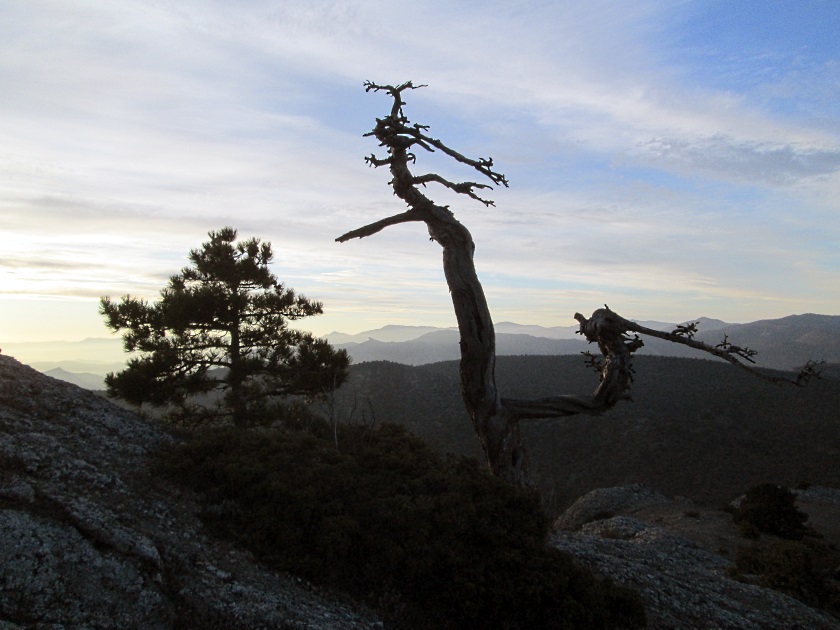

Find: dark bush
<box><xmin>159</xmin><ymin>420</ymin><xmax>645</xmax><ymax>629</ymax></box>
<box><xmin>733</xmin><ymin>483</ymin><xmax>808</xmax><ymax>540</ymax></box>
<box><xmin>733</xmin><ymin>541</ymin><xmax>840</xmax><ymax>615</ymax></box>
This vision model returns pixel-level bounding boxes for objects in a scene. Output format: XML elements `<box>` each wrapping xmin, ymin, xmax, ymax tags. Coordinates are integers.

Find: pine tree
<box><xmin>101</xmin><ymin>227</ymin><xmax>349</xmax><ymax>427</ymax></box>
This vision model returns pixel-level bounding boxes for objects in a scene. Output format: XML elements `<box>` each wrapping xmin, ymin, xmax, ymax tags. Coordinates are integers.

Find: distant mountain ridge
<box><xmin>323</xmin><ymin>321</ymin><xmax>586</xmax><ymax>344</ymax></box>
<box><xmin>4</xmin><ymin>313</ymin><xmax>838</xmax><ymax>388</ymax></box>
<box><xmin>331</xmin><ymin>313</ymin><xmax>840</xmax><ymax>370</ymax></box>
<box><xmin>323</xmin><ymin>324</ymin><xmax>449</xmax><ymax>344</ymax></box>
<box><xmin>41</xmin><ymin>367</ymin><xmax>107</xmax><ymax>390</ymax></box>
<box><xmin>1</xmin><ymin>337</ymin><xmax>126</xmax><ymax>364</ymax></box>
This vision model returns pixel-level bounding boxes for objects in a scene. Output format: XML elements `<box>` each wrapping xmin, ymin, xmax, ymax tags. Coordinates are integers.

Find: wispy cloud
<box><xmin>0</xmin><ymin>0</ymin><xmax>837</xmax><ymax>343</ymax></box>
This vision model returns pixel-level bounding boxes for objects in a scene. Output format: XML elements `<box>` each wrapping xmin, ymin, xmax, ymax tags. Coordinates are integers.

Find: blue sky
<box><xmin>1</xmin><ymin>0</ymin><xmax>838</xmax><ymax>345</ymax></box>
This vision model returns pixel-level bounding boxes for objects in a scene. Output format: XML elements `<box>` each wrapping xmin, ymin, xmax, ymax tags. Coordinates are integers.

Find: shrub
<box><xmin>733</xmin><ymin>483</ymin><xmax>808</xmax><ymax>540</ymax></box>
<box><xmin>158</xmin><ymin>420</ymin><xmax>645</xmax><ymax>629</ymax></box>
<box><xmin>734</xmin><ymin>541</ymin><xmax>839</xmax><ymax>614</ymax></box>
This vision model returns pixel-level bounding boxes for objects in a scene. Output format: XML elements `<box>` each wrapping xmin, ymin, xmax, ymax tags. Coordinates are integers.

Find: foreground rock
<box><xmin>0</xmin><ymin>355</ymin><xmax>381</xmax><ymax>628</ymax></box>
<box><xmin>553</xmin><ymin>486</ymin><xmax>840</xmax><ymax>629</ymax></box>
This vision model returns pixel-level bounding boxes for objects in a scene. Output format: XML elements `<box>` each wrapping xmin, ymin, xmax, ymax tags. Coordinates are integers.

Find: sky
<box><xmin>1</xmin><ymin>0</ymin><xmax>839</xmax><ymax>348</ymax></box>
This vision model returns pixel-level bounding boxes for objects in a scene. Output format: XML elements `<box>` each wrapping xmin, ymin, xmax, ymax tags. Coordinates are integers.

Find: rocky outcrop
<box><xmin>552</xmin><ymin>487</ymin><xmax>840</xmax><ymax>629</ymax></box>
<box><xmin>0</xmin><ymin>355</ymin><xmax>381</xmax><ymax>628</ymax></box>
<box><xmin>554</xmin><ymin>484</ymin><xmax>671</xmax><ymax>531</ymax></box>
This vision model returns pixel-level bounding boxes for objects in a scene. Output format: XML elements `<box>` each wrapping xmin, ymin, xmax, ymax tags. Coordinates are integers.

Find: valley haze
<box><xmin>4</xmin><ymin>313</ymin><xmax>838</xmax><ymax>390</ymax></box>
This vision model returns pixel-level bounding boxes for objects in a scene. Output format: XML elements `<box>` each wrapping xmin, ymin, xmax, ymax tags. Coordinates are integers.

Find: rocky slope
<box><xmin>553</xmin><ymin>485</ymin><xmax>840</xmax><ymax>629</ymax></box>
<box><xmin>0</xmin><ymin>354</ymin><xmax>381</xmax><ymax>628</ymax></box>
<box><xmin>2</xmin><ymin>353</ymin><xmax>839</xmax><ymax>628</ymax></box>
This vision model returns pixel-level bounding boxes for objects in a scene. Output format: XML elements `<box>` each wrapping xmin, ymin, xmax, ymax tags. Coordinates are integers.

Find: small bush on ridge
<box><xmin>733</xmin><ymin>540</ymin><xmax>840</xmax><ymax>616</ymax></box>
<box><xmin>734</xmin><ymin>483</ymin><xmax>808</xmax><ymax>540</ymax></box>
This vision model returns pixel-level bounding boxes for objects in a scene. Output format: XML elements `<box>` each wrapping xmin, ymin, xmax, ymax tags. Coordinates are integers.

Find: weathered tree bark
<box><xmin>337</xmin><ymin>81</ymin><xmax>822</xmax><ymax>485</ymax></box>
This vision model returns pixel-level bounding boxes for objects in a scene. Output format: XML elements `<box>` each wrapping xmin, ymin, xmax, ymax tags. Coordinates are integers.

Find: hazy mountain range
<box><xmin>326</xmin><ymin>314</ymin><xmax>839</xmax><ymax>371</ymax></box>
<box><xmin>3</xmin><ymin>313</ymin><xmax>838</xmax><ymax>389</ymax></box>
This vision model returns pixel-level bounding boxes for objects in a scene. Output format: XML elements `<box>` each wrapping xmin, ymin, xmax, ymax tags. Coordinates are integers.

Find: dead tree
<box><xmin>337</xmin><ymin>81</ymin><xmax>821</xmax><ymax>485</ymax></box>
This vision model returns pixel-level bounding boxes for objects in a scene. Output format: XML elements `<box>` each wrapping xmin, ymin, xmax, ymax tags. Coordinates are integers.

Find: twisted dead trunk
<box><xmin>337</xmin><ymin>81</ymin><xmax>821</xmax><ymax>485</ymax></box>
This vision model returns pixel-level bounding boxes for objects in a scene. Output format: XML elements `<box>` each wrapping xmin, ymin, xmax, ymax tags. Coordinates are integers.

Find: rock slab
<box><xmin>0</xmin><ymin>355</ymin><xmax>381</xmax><ymax>629</ymax></box>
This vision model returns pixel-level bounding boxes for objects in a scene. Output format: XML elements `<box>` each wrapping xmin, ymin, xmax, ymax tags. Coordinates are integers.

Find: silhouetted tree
<box><xmin>338</xmin><ymin>81</ymin><xmax>820</xmax><ymax>485</ymax></box>
<box><xmin>102</xmin><ymin>227</ymin><xmax>349</xmax><ymax>427</ymax></box>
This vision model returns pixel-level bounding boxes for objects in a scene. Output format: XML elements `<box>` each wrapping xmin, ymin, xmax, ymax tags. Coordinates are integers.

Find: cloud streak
<box><xmin>0</xmin><ymin>0</ymin><xmax>838</xmax><ymax>344</ymax></box>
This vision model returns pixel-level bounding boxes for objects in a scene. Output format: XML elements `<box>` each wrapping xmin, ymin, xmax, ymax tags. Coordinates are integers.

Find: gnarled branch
<box><xmin>617</xmin><ymin>317</ymin><xmax>813</xmax><ymax>386</ymax></box>
<box><xmin>336</xmin><ymin>210</ymin><xmax>423</xmax><ymax>243</ymax></box>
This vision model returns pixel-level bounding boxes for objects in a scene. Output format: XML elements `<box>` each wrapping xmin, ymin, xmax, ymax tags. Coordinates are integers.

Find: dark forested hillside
<box><xmin>333</xmin><ymin>356</ymin><xmax>840</xmax><ymax>512</ymax></box>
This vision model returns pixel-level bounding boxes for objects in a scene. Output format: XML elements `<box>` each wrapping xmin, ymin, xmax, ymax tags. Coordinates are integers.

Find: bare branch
<box><xmin>402</xmin><ymin>128</ymin><xmax>509</xmax><ymax>188</ymax></box>
<box><xmin>672</xmin><ymin>322</ymin><xmax>699</xmax><ymax>339</ymax></box>
<box><xmin>715</xmin><ymin>334</ymin><xmax>758</xmax><ymax>363</ymax></box>
<box><xmin>413</xmin><ymin>173</ymin><xmax>497</xmax><ymax>206</ymax></box>
<box><xmin>499</xmin><ymin>307</ymin><xmax>643</xmax><ymax>421</ymax></box>
<box><xmin>360</xmin><ymin>80</ymin><xmax>508</xmax><ymax>202</ymax></box>
<box><xmin>581</xmin><ymin>351</ymin><xmax>603</xmax><ymax>374</ymax></box>
<box><xmin>364</xmin><ymin>153</ymin><xmax>392</xmax><ymax>168</ymax></box>
<box><xmin>363</xmin><ymin>80</ymin><xmax>427</xmax><ymax>121</ymax></box>
<box><xmin>794</xmin><ymin>359</ymin><xmax>824</xmax><ymax>386</ymax></box>
<box><xmin>569</xmin><ymin>305</ymin><xmax>814</xmax><ymax>389</ymax></box>
<box><xmin>335</xmin><ymin>210</ymin><xmax>422</xmax><ymax>243</ymax></box>
<box><xmin>620</xmin><ymin>318</ymin><xmax>799</xmax><ymax>384</ymax></box>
